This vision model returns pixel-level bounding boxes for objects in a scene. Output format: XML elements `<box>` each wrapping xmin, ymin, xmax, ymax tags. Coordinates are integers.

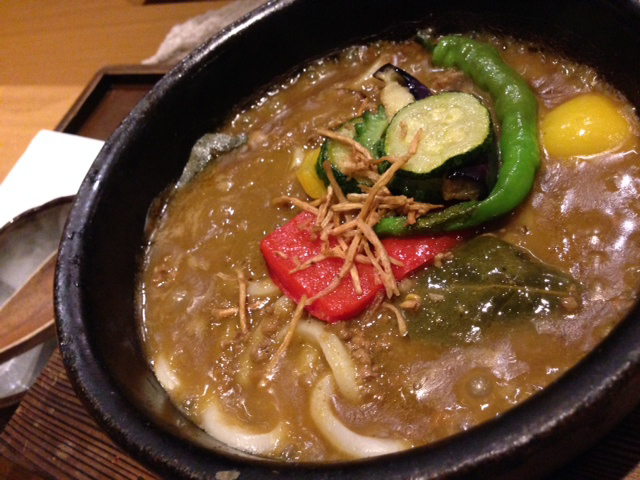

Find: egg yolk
<box><xmin>541</xmin><ymin>92</ymin><xmax>630</xmax><ymax>158</ymax></box>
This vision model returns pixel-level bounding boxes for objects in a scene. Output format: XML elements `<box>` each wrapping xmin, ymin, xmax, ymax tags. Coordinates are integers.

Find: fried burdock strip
<box><xmin>271</xmin><ymin>128</ymin><xmax>435</xmax><ymax>314</ymax></box>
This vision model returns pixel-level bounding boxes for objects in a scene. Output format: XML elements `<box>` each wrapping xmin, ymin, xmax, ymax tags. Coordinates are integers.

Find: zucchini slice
<box><xmin>381</xmin><ymin>92</ymin><xmax>494</xmax><ymax>202</ymax></box>
<box><xmin>355</xmin><ymin>106</ymin><xmax>388</xmax><ymax>153</ymax></box>
<box><xmin>316</xmin><ymin>106</ymin><xmax>388</xmax><ymax>193</ymax></box>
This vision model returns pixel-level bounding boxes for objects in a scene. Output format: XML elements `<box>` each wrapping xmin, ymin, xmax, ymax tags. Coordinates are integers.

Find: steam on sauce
<box><xmin>138</xmin><ymin>34</ymin><xmax>640</xmax><ymax>461</ymax></box>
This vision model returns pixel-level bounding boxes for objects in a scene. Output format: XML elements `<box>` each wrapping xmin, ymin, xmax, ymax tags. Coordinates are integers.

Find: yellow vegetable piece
<box><xmin>541</xmin><ymin>93</ymin><xmax>630</xmax><ymax>158</ymax></box>
<box><xmin>296</xmin><ymin>148</ymin><xmax>326</xmax><ymax>199</ymax></box>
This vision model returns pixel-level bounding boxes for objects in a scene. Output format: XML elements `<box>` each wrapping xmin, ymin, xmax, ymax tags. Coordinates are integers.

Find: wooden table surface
<box><xmin>0</xmin><ymin>0</ymin><xmax>228</xmax><ymax>185</ymax></box>
<box><xmin>3</xmin><ymin>1</ymin><xmax>640</xmax><ymax>479</ymax></box>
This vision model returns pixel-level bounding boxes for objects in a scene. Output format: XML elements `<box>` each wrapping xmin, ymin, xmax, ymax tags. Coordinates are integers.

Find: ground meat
<box><xmin>250</xmin><ymin>338</ymin><xmax>273</xmax><ymax>363</ymax></box>
<box><xmin>150</xmin><ymin>255</ymin><xmax>177</xmax><ymax>287</ymax></box>
<box><xmin>261</xmin><ymin>312</ymin><xmax>285</xmax><ymax>337</ymax></box>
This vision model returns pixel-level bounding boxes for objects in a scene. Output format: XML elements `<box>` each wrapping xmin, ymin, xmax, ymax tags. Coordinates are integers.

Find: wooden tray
<box><xmin>55</xmin><ymin>65</ymin><xmax>168</xmax><ymax>140</ymax></box>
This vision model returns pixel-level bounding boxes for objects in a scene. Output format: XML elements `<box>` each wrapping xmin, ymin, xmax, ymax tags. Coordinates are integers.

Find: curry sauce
<box><xmin>138</xmin><ymin>35</ymin><xmax>640</xmax><ymax>461</ymax></box>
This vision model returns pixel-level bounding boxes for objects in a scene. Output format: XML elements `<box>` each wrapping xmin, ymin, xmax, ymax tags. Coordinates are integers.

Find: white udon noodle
<box><xmin>154</xmin><ymin>353</ymin><xmax>285</xmax><ymax>455</ymax></box>
<box><xmin>310</xmin><ymin>374</ymin><xmax>410</xmax><ymax>458</ymax></box>
<box><xmin>154</xmin><ymin>317</ymin><xmax>409</xmax><ymax>457</ymax></box>
<box><xmin>296</xmin><ymin>318</ymin><xmax>361</xmax><ymax>402</ymax></box>
<box><xmin>298</xmin><ymin>319</ymin><xmax>411</xmax><ymax>458</ymax></box>
<box><xmin>200</xmin><ymin>399</ymin><xmax>285</xmax><ymax>455</ymax></box>
<box><xmin>247</xmin><ymin>276</ymin><xmax>281</xmax><ymax>298</ymax></box>
<box><xmin>154</xmin><ymin>355</ymin><xmax>180</xmax><ymax>391</ymax></box>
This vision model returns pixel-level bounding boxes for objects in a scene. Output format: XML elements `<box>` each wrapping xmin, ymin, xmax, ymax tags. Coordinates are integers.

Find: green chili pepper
<box><xmin>375</xmin><ymin>34</ymin><xmax>540</xmax><ymax>235</ymax></box>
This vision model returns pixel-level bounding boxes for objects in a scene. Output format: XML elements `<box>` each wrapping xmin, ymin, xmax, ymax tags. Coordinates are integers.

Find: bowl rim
<box><xmin>55</xmin><ymin>0</ymin><xmax>640</xmax><ymax>478</ymax></box>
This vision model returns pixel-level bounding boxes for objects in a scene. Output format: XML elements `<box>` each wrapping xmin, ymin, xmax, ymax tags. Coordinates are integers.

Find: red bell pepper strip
<box><xmin>260</xmin><ymin>212</ymin><xmax>465</xmax><ymax>322</ymax></box>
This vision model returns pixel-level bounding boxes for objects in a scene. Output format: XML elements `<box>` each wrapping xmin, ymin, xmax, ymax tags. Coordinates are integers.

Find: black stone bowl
<box><xmin>54</xmin><ymin>0</ymin><xmax>640</xmax><ymax>478</ymax></box>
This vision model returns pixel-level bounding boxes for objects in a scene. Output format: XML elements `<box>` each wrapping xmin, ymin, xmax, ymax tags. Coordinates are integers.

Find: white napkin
<box><xmin>142</xmin><ymin>0</ymin><xmax>268</xmax><ymax>66</ymax></box>
<box><xmin>0</xmin><ymin>130</ymin><xmax>104</xmax><ymax>229</ymax></box>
